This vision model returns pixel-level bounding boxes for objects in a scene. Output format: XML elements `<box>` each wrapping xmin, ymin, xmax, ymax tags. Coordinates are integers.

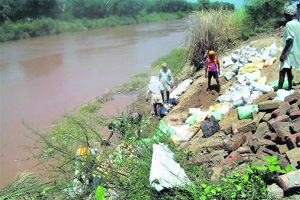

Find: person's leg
<box><xmin>161</xmin><ymin>91</ymin><xmax>165</xmax><ymax>102</ymax></box>
<box><xmin>153</xmin><ymin>104</ymin><xmax>158</xmax><ymax>115</ymax></box>
<box><xmin>156</xmin><ymin>104</ymin><xmax>162</xmax><ymax>119</ymax></box>
<box><xmin>207</xmin><ymin>72</ymin><xmax>212</xmax><ymax>91</ymax></box>
<box><xmin>215</xmin><ymin>77</ymin><xmax>220</xmax><ymax>93</ymax></box>
<box><xmin>166</xmin><ymin>91</ymin><xmax>170</xmax><ymax>103</ymax></box>
<box><xmin>278</xmin><ymin>69</ymin><xmax>286</xmax><ymax>89</ymax></box>
<box><xmin>286</xmin><ymin>68</ymin><xmax>293</xmax><ymax>90</ymax></box>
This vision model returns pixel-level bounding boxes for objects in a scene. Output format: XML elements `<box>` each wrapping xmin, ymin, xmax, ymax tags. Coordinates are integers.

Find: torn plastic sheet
<box><xmin>149</xmin><ymin>143</ymin><xmax>191</xmax><ymax>192</ymax></box>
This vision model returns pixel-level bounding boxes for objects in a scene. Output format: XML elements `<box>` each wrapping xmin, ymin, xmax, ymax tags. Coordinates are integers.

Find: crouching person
<box><xmin>146</xmin><ymin>76</ymin><xmax>164</xmax><ymax>120</ymax></box>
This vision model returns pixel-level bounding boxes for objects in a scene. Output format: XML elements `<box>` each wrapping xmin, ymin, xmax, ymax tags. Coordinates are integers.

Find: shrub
<box><xmin>185</xmin><ymin>9</ymin><xmax>241</xmax><ymax>70</ymax></box>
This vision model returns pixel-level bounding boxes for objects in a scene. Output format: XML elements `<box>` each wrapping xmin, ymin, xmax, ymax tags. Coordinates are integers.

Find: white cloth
<box><xmin>280</xmin><ymin>19</ymin><xmax>300</xmax><ymax>70</ymax></box>
<box><xmin>148</xmin><ymin>76</ymin><xmax>163</xmax><ymax>94</ymax></box>
<box><xmin>159</xmin><ymin>68</ymin><xmax>174</xmax><ymax>91</ymax></box>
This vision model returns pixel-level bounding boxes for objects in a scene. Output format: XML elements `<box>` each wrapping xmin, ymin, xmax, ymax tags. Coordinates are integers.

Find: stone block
<box><xmin>258</xmin><ymin>100</ymin><xmax>283</xmax><ymax>111</ymax></box>
<box><xmin>248</xmin><ymin>137</ymin><xmax>259</xmax><ymax>153</ymax></box>
<box><xmin>277</xmin><ymin>144</ymin><xmax>289</xmax><ymax>154</ymax></box>
<box><xmin>291</xmin><ymin>120</ymin><xmax>300</xmax><ymax>133</ymax></box>
<box><xmin>287</xmin><ymin>133</ymin><xmax>300</xmax><ymax>149</ymax></box>
<box><xmin>223</xmin><ymin>125</ymin><xmax>232</xmax><ymax>135</ymax></box>
<box><xmin>253</xmin><ymin>112</ymin><xmax>266</xmax><ymax>125</ymax></box>
<box><xmin>271</xmin><ymin>102</ymin><xmax>290</xmax><ymax>118</ymax></box>
<box><xmin>268</xmin><ymin>115</ymin><xmax>291</xmax><ymax>126</ymax></box>
<box><xmin>277</xmin><ymin>169</ymin><xmax>300</xmax><ymax>191</ymax></box>
<box><xmin>238</xmin><ymin>120</ymin><xmax>257</xmax><ymax>133</ymax></box>
<box><xmin>221</xmin><ymin>151</ymin><xmax>243</xmax><ymax>166</ymax></box>
<box><xmin>258</xmin><ymin>138</ymin><xmax>277</xmax><ymax>147</ymax></box>
<box><xmin>284</xmin><ymin>90</ymin><xmax>300</xmax><ymax>104</ymax></box>
<box><xmin>272</xmin><ymin>122</ymin><xmax>293</xmax><ymax>142</ymax></box>
<box><xmin>287</xmin><ymin>104</ymin><xmax>299</xmax><ymax>115</ymax></box>
<box><xmin>286</xmin><ymin>148</ymin><xmax>300</xmax><ymax>168</ymax></box>
<box><xmin>290</xmin><ymin>110</ymin><xmax>300</xmax><ymax>120</ymax></box>
<box><xmin>224</xmin><ymin>133</ymin><xmax>246</xmax><ymax>151</ymax></box>
<box><xmin>267</xmin><ymin>183</ymin><xmax>284</xmax><ymax>200</ymax></box>
<box><xmin>189</xmin><ymin>154</ymin><xmax>212</xmax><ymax>165</ymax></box>
<box><xmin>236</xmin><ymin>146</ymin><xmax>252</xmax><ymax>154</ymax></box>
<box><xmin>253</xmin><ymin>122</ymin><xmax>270</xmax><ymax>139</ymax></box>
<box><xmin>264</xmin><ymin>132</ymin><xmax>278</xmax><ymax>141</ymax></box>
<box><xmin>242</xmin><ymin>131</ymin><xmax>253</xmax><ymax>146</ymax></box>
<box><xmin>188</xmin><ymin>145</ymin><xmax>204</xmax><ymax>154</ymax></box>
<box><xmin>211</xmin><ymin>166</ymin><xmax>223</xmax><ymax>182</ymax></box>
<box><xmin>232</xmin><ymin>123</ymin><xmax>240</xmax><ymax>134</ymax></box>
<box><xmin>262</xmin><ymin>113</ymin><xmax>272</xmax><ymax>122</ymax></box>
<box><xmin>205</xmin><ymin>139</ymin><xmax>224</xmax><ymax>151</ymax></box>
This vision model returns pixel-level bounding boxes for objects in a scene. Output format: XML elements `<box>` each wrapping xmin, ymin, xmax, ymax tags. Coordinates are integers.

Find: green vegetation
<box><xmin>0</xmin><ymin>0</ymin><xmax>237</xmax><ymax>42</ymax></box>
<box><xmin>186</xmin><ymin>9</ymin><xmax>241</xmax><ymax>69</ymax></box>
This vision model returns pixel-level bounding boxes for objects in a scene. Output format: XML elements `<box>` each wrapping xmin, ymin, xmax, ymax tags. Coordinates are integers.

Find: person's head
<box><xmin>161</xmin><ymin>63</ymin><xmax>168</xmax><ymax>71</ymax></box>
<box><xmin>284</xmin><ymin>5</ymin><xmax>297</xmax><ymax>21</ymax></box>
<box><xmin>208</xmin><ymin>50</ymin><xmax>216</xmax><ymax>59</ymax></box>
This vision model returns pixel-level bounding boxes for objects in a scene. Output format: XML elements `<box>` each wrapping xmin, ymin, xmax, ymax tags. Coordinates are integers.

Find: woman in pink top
<box><xmin>205</xmin><ymin>50</ymin><xmax>221</xmax><ymax>93</ymax></box>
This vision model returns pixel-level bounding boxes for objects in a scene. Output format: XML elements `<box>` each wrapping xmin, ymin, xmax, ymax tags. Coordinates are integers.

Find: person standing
<box><xmin>146</xmin><ymin>76</ymin><xmax>164</xmax><ymax>119</ymax></box>
<box><xmin>158</xmin><ymin>63</ymin><xmax>174</xmax><ymax>104</ymax></box>
<box><xmin>205</xmin><ymin>50</ymin><xmax>220</xmax><ymax>93</ymax></box>
<box><xmin>279</xmin><ymin>5</ymin><xmax>300</xmax><ymax>90</ymax></box>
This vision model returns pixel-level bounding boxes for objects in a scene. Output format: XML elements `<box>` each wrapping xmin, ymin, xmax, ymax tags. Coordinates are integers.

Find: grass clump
<box><xmin>185</xmin><ymin>9</ymin><xmax>241</xmax><ymax>70</ymax></box>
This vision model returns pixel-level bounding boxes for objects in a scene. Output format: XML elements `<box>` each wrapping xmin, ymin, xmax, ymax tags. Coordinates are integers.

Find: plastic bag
<box><xmin>269</xmin><ymin>42</ymin><xmax>279</xmax><ymax>56</ymax></box>
<box><xmin>149</xmin><ymin>143</ymin><xmax>191</xmax><ymax>191</ymax></box>
<box><xmin>237</xmin><ymin>104</ymin><xmax>258</xmax><ymax>120</ymax></box>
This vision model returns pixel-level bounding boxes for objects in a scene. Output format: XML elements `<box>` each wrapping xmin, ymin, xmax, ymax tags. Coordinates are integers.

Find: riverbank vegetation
<box><xmin>0</xmin><ymin>0</ymin><xmax>236</xmax><ymax>42</ymax></box>
<box><xmin>0</xmin><ymin>0</ymin><xmax>295</xmax><ymax>199</ymax></box>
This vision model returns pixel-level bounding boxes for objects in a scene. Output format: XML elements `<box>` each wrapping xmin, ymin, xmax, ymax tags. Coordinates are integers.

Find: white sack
<box><xmin>170</xmin><ymin>79</ymin><xmax>193</xmax><ymax>100</ymax></box>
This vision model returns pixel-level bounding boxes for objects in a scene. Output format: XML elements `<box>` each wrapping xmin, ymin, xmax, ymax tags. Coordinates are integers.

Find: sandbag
<box><xmin>200</xmin><ymin>115</ymin><xmax>220</xmax><ymax>138</ymax></box>
<box><xmin>268</xmin><ymin>78</ymin><xmax>294</xmax><ymax>90</ymax></box>
<box><xmin>237</xmin><ymin>104</ymin><xmax>258</xmax><ymax>120</ymax></box>
<box><xmin>273</xmin><ymin>89</ymin><xmax>294</xmax><ymax>101</ymax></box>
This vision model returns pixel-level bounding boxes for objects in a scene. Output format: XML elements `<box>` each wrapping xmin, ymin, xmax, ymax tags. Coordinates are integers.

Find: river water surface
<box><xmin>0</xmin><ymin>19</ymin><xmax>188</xmax><ymax>187</ymax></box>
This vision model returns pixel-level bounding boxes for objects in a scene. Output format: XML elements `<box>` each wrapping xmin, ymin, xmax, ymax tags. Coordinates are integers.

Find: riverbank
<box><xmin>0</xmin><ymin>12</ymin><xmax>186</xmax><ymax>42</ymax></box>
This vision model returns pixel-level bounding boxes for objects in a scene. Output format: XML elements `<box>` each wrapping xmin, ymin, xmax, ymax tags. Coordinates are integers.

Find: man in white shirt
<box><xmin>279</xmin><ymin>4</ymin><xmax>300</xmax><ymax>90</ymax></box>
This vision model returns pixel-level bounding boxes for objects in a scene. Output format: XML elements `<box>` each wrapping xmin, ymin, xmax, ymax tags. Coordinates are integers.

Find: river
<box><xmin>0</xmin><ymin>19</ymin><xmax>188</xmax><ymax>188</ymax></box>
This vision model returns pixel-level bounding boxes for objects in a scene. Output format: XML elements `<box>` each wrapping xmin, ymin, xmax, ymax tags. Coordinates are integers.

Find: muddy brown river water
<box><xmin>0</xmin><ymin>19</ymin><xmax>187</xmax><ymax>187</ymax></box>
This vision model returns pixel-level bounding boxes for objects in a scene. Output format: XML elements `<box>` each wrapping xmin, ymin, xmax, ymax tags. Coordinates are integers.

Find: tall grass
<box><xmin>185</xmin><ymin>10</ymin><xmax>241</xmax><ymax>70</ymax></box>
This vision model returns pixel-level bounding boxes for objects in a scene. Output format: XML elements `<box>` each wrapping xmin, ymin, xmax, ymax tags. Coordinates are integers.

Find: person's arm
<box><xmin>205</xmin><ymin>59</ymin><xmax>208</xmax><ymax>78</ymax></box>
<box><xmin>146</xmin><ymin>90</ymin><xmax>150</xmax><ymax>102</ymax></box>
<box><xmin>280</xmin><ymin>39</ymin><xmax>293</xmax><ymax>62</ymax></box>
<box><xmin>158</xmin><ymin>70</ymin><xmax>162</xmax><ymax>81</ymax></box>
<box><xmin>217</xmin><ymin>59</ymin><xmax>221</xmax><ymax>75</ymax></box>
<box><xmin>169</xmin><ymin>70</ymin><xmax>174</xmax><ymax>85</ymax></box>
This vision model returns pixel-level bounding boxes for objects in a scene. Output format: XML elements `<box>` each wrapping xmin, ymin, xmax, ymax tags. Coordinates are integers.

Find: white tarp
<box><xmin>149</xmin><ymin>143</ymin><xmax>191</xmax><ymax>191</ymax></box>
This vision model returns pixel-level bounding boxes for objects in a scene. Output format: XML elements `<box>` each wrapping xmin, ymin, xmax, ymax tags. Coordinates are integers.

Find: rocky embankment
<box><xmin>156</xmin><ymin>33</ymin><xmax>300</xmax><ymax>199</ymax></box>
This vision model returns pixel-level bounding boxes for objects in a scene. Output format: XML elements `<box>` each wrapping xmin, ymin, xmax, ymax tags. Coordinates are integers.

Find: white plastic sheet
<box><xmin>149</xmin><ymin>143</ymin><xmax>191</xmax><ymax>191</ymax></box>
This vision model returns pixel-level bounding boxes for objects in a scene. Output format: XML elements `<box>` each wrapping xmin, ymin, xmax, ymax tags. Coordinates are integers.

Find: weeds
<box><xmin>186</xmin><ymin>9</ymin><xmax>241</xmax><ymax>70</ymax></box>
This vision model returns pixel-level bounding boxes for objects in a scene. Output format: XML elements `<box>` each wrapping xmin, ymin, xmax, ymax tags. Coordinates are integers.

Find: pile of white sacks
<box><xmin>218</xmin><ymin>43</ymin><xmax>280</xmax><ymax>108</ymax></box>
<box><xmin>222</xmin><ymin>43</ymin><xmax>279</xmax><ymax>81</ymax></box>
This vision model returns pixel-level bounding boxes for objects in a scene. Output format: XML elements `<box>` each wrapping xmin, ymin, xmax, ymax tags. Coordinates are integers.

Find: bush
<box><xmin>240</xmin><ymin>0</ymin><xmax>289</xmax><ymax>37</ymax></box>
<box><xmin>185</xmin><ymin>9</ymin><xmax>241</xmax><ymax>70</ymax></box>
